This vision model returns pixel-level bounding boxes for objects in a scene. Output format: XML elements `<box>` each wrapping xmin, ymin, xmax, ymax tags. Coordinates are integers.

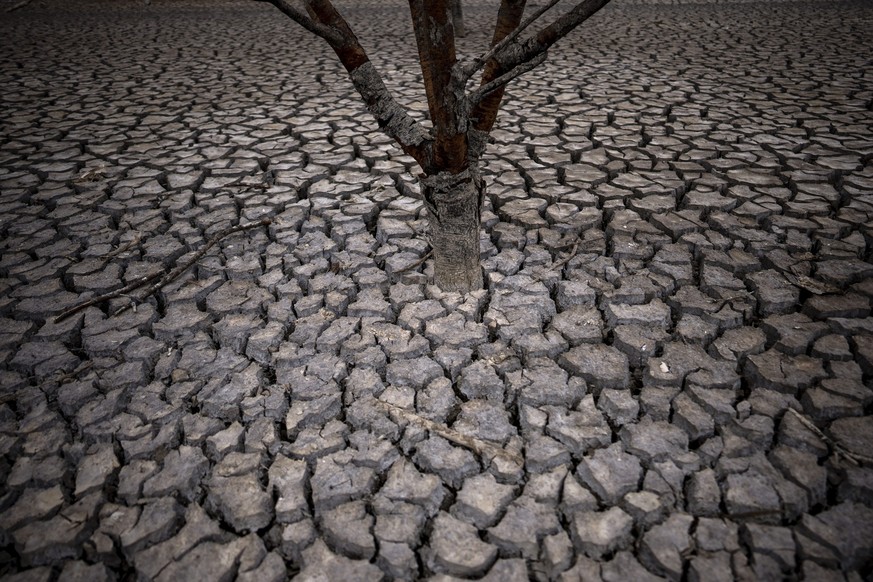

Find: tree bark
<box><xmin>421</xmin><ymin>170</ymin><xmax>484</xmax><ymax>293</ymax></box>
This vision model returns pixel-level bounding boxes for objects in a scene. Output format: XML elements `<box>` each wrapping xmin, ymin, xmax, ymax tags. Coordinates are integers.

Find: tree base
<box><xmin>421</xmin><ymin>171</ymin><xmax>484</xmax><ymax>293</ymax></box>
<box><xmin>431</xmin><ymin>230</ymin><xmax>483</xmax><ymax>293</ymax></box>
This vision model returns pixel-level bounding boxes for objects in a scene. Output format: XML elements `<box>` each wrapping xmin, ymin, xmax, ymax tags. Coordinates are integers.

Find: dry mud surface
<box><xmin>1</xmin><ymin>0</ymin><xmax>872</xmax><ymax>579</ymax></box>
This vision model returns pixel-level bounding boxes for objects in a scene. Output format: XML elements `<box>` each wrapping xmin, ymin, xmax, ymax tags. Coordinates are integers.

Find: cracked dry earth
<box><xmin>1</xmin><ymin>0</ymin><xmax>873</xmax><ymax>580</ymax></box>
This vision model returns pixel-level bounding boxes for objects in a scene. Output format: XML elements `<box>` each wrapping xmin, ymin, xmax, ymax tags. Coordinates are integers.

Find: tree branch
<box><xmin>375</xmin><ymin>400</ymin><xmax>523</xmax><ymax>465</ymax></box>
<box><xmin>497</xmin><ymin>0</ymin><xmax>611</xmax><ymax>74</ymax></box>
<box><xmin>5</xmin><ymin>0</ymin><xmax>34</xmax><ymax>13</ymax></box>
<box><xmin>469</xmin><ymin>0</ymin><xmax>611</xmax><ymax>135</ymax></box>
<box><xmin>113</xmin><ymin>218</ymin><xmax>272</xmax><ymax>317</ymax></box>
<box><xmin>462</xmin><ymin>0</ymin><xmax>561</xmax><ymax>81</ymax></box>
<box><xmin>534</xmin><ymin>0</ymin><xmax>611</xmax><ymax>48</ymax></box>
<box><xmin>263</xmin><ymin>0</ymin><xmax>434</xmax><ymax>170</ymax></box>
<box><xmin>468</xmin><ymin>51</ymin><xmax>546</xmax><ymax>106</ymax></box>
<box><xmin>263</xmin><ymin>0</ymin><xmax>343</xmax><ymax>44</ymax></box>
<box><xmin>787</xmin><ymin>408</ymin><xmax>873</xmax><ymax>466</ymax></box>
<box><xmin>348</xmin><ymin>62</ymin><xmax>434</xmax><ymax>166</ymax></box>
<box><xmin>408</xmin><ymin>0</ymin><xmax>467</xmax><ymax>172</ymax></box>
<box><xmin>304</xmin><ymin>0</ymin><xmax>368</xmax><ymax>69</ymax></box>
<box><xmin>469</xmin><ymin>0</ymin><xmax>527</xmax><ymax>134</ymax></box>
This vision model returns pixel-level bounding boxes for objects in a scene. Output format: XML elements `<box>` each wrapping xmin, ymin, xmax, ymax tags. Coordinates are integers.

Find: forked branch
<box><xmin>261</xmin><ymin>0</ymin><xmax>611</xmax><ymax>173</ymax></box>
<box><xmin>461</xmin><ymin>0</ymin><xmax>561</xmax><ymax>81</ymax></box>
<box><xmin>497</xmin><ymin>0</ymin><xmax>612</xmax><ymax>76</ymax></box>
<box><xmin>55</xmin><ymin>218</ymin><xmax>271</xmax><ymax>323</ymax></box>
<box><xmin>468</xmin><ymin>52</ymin><xmax>547</xmax><ymax>105</ymax></box>
<box><xmin>469</xmin><ymin>0</ymin><xmax>611</xmax><ymax>134</ymax></box>
<box><xmin>112</xmin><ymin>218</ymin><xmax>273</xmax><ymax>317</ymax></box>
<box><xmin>263</xmin><ymin>0</ymin><xmax>434</xmax><ymax>170</ymax></box>
<box><xmin>264</xmin><ymin>0</ymin><xmax>343</xmax><ymax>44</ymax></box>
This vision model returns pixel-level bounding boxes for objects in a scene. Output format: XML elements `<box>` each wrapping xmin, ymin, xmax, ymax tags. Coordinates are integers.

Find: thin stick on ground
<box><xmin>97</xmin><ymin>232</ymin><xmax>142</xmax><ymax>268</ymax></box>
<box><xmin>5</xmin><ymin>0</ymin><xmax>34</xmax><ymax>12</ymax></box>
<box><xmin>394</xmin><ymin>250</ymin><xmax>433</xmax><ymax>274</ymax></box>
<box><xmin>112</xmin><ymin>218</ymin><xmax>272</xmax><ymax>317</ymax></box>
<box><xmin>54</xmin><ymin>266</ymin><xmax>170</xmax><ymax>323</ymax></box>
<box><xmin>787</xmin><ymin>408</ymin><xmax>873</xmax><ymax>466</ymax></box>
<box><xmin>55</xmin><ymin>218</ymin><xmax>271</xmax><ymax>323</ymax></box>
<box><xmin>39</xmin><ymin>361</ymin><xmax>93</xmax><ymax>389</ymax></box>
<box><xmin>551</xmin><ymin>240</ymin><xmax>579</xmax><ymax>271</ymax></box>
<box><xmin>375</xmin><ymin>400</ymin><xmax>523</xmax><ymax>465</ymax></box>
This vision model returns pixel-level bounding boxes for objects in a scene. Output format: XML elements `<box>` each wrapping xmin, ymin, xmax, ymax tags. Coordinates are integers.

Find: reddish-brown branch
<box><xmin>263</xmin><ymin>0</ymin><xmax>343</xmax><ymax>44</ymax></box>
<box><xmin>264</xmin><ymin>0</ymin><xmax>610</xmax><ymax>176</ymax></box>
<box><xmin>491</xmin><ymin>0</ymin><xmax>611</xmax><ymax>82</ymax></box>
<box><xmin>470</xmin><ymin>0</ymin><xmax>612</xmax><ymax>137</ymax></box>
<box><xmin>533</xmin><ymin>0</ymin><xmax>611</xmax><ymax>49</ymax></box>
<box><xmin>462</xmin><ymin>0</ymin><xmax>560</xmax><ymax>80</ymax></box>
<box><xmin>408</xmin><ymin>0</ymin><xmax>466</xmax><ymax>172</ymax></box>
<box><xmin>263</xmin><ymin>0</ymin><xmax>434</xmax><ymax>170</ymax></box>
<box><xmin>469</xmin><ymin>52</ymin><xmax>546</xmax><ymax>106</ymax></box>
<box><xmin>470</xmin><ymin>0</ymin><xmax>527</xmax><ymax>135</ymax></box>
<box><xmin>306</xmin><ymin>0</ymin><xmax>369</xmax><ymax>70</ymax></box>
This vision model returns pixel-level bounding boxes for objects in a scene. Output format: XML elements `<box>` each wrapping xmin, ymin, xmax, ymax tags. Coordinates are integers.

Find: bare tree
<box><xmin>263</xmin><ymin>0</ymin><xmax>611</xmax><ymax>292</ymax></box>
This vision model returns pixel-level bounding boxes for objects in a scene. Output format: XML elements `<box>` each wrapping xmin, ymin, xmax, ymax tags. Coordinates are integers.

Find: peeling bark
<box><xmin>349</xmin><ymin>62</ymin><xmax>433</xmax><ymax>169</ymax></box>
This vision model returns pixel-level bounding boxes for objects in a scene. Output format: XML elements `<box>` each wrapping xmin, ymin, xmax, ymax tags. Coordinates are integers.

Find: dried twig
<box><xmin>548</xmin><ymin>237</ymin><xmax>582</xmax><ymax>251</ymax></box>
<box><xmin>54</xmin><ymin>268</ymin><xmax>167</xmax><ymax>323</ymax></box>
<box><xmin>60</xmin><ymin>360</ymin><xmax>93</xmax><ymax>382</ymax></box>
<box><xmin>787</xmin><ymin>408</ymin><xmax>872</xmax><ymax>466</ymax></box>
<box><xmin>784</xmin><ymin>272</ymin><xmax>840</xmax><ymax>295</ymax></box>
<box><xmin>112</xmin><ymin>218</ymin><xmax>272</xmax><ymax>317</ymax></box>
<box><xmin>0</xmin><ymin>361</ymin><xmax>95</xmax><ymax>405</ymax></box>
<box><xmin>551</xmin><ymin>240</ymin><xmax>579</xmax><ymax>271</ymax></box>
<box><xmin>73</xmin><ymin>166</ymin><xmax>108</xmax><ymax>183</ymax></box>
<box><xmin>393</xmin><ymin>250</ymin><xmax>433</xmax><ymax>274</ymax></box>
<box><xmin>97</xmin><ymin>232</ymin><xmax>142</xmax><ymax>268</ymax></box>
<box><xmin>721</xmin><ymin>509</ymin><xmax>785</xmax><ymax>520</ymax></box>
<box><xmin>11</xmin><ymin>362</ymin><xmax>94</xmax><ymax>401</ymax></box>
<box><xmin>5</xmin><ymin>0</ymin><xmax>34</xmax><ymax>12</ymax></box>
<box><xmin>40</xmin><ymin>361</ymin><xmax>93</xmax><ymax>388</ymax></box>
<box><xmin>375</xmin><ymin>400</ymin><xmax>523</xmax><ymax>465</ymax></box>
<box><xmin>55</xmin><ymin>218</ymin><xmax>270</xmax><ymax>322</ymax></box>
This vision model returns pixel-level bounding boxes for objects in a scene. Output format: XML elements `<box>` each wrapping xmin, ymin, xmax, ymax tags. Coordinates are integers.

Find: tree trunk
<box><xmin>421</xmin><ymin>169</ymin><xmax>484</xmax><ymax>293</ymax></box>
